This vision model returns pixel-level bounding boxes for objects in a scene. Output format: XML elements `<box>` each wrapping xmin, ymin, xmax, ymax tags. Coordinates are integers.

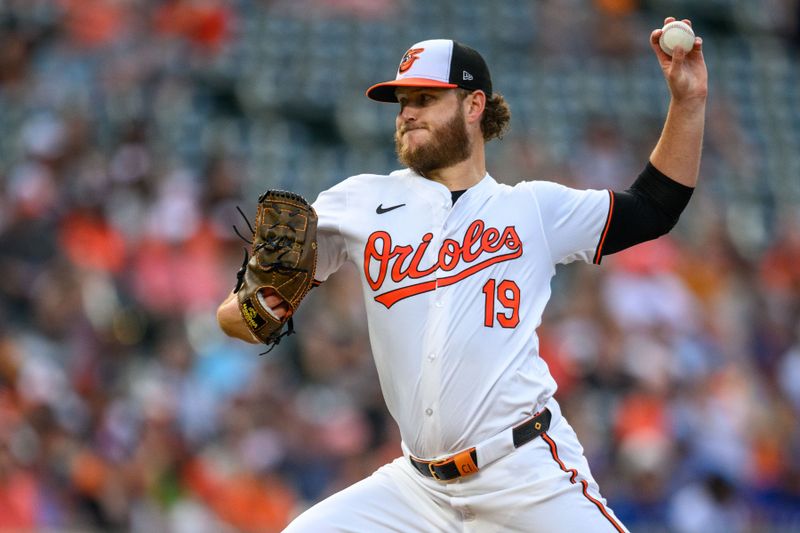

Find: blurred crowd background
<box><xmin>0</xmin><ymin>0</ymin><xmax>798</xmax><ymax>531</ymax></box>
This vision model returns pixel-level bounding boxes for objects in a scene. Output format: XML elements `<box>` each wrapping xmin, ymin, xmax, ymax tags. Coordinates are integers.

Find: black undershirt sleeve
<box><xmin>597</xmin><ymin>162</ymin><xmax>694</xmax><ymax>259</ymax></box>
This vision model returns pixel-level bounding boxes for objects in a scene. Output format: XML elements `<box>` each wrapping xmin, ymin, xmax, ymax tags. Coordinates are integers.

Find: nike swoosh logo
<box><xmin>376</xmin><ymin>203</ymin><xmax>406</xmax><ymax>214</ymax></box>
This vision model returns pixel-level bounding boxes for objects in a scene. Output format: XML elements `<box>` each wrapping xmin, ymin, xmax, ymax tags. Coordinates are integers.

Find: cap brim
<box><xmin>366</xmin><ymin>78</ymin><xmax>459</xmax><ymax>102</ymax></box>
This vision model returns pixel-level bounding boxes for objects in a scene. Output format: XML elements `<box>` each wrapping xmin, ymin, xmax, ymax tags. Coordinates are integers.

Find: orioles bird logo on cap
<box><xmin>398</xmin><ymin>48</ymin><xmax>424</xmax><ymax>73</ymax></box>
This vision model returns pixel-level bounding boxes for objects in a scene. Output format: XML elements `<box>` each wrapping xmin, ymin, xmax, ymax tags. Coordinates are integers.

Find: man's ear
<box><xmin>462</xmin><ymin>90</ymin><xmax>486</xmax><ymax>129</ymax></box>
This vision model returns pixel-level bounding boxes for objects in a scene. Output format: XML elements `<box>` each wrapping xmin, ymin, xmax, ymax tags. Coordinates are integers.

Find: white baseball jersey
<box><xmin>312</xmin><ymin>168</ymin><xmax>611</xmax><ymax>461</ymax></box>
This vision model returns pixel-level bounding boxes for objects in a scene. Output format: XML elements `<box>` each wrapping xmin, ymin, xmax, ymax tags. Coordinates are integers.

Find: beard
<box><xmin>395</xmin><ymin>109</ymin><xmax>471</xmax><ymax>177</ymax></box>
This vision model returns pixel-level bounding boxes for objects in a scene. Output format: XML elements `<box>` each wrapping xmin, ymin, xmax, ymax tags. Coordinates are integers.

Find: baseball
<box><xmin>659</xmin><ymin>21</ymin><xmax>695</xmax><ymax>56</ymax></box>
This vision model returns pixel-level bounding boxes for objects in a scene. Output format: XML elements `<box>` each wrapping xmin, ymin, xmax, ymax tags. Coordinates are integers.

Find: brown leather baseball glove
<box><xmin>233</xmin><ymin>190</ymin><xmax>318</xmax><ymax>349</ymax></box>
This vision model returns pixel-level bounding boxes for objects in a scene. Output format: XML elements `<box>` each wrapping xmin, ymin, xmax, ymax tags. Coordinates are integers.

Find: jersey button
<box><xmin>435</xmin><ymin>300</ymin><xmax>443</xmax><ymax>308</ymax></box>
<box><xmin>427</xmin><ymin>353</ymin><xmax>436</xmax><ymax>361</ymax></box>
<box><xmin>425</xmin><ymin>408</ymin><xmax>433</xmax><ymax>416</ymax></box>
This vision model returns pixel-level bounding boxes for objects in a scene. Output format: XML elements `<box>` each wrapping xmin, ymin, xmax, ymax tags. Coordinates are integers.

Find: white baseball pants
<box><xmin>283</xmin><ymin>400</ymin><xmax>629</xmax><ymax>533</ymax></box>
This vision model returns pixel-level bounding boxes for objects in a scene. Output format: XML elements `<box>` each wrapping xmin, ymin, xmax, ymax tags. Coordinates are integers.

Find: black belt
<box><xmin>409</xmin><ymin>408</ymin><xmax>552</xmax><ymax>481</ymax></box>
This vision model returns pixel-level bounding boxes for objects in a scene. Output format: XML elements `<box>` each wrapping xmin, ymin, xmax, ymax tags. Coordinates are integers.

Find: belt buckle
<box><xmin>427</xmin><ymin>462</ymin><xmax>443</xmax><ymax>481</ymax></box>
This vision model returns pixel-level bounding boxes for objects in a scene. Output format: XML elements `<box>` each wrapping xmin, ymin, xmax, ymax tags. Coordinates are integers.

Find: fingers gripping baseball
<box><xmin>650</xmin><ymin>17</ymin><xmax>707</xmax><ymax>103</ymax></box>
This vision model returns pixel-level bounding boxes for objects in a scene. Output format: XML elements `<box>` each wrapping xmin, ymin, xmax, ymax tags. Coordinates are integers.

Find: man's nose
<box><xmin>398</xmin><ymin>104</ymin><xmax>417</xmax><ymax>122</ymax></box>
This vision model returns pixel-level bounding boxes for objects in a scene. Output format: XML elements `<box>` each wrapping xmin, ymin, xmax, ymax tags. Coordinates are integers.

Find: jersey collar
<box><xmin>396</xmin><ymin>168</ymin><xmax>498</xmax><ymax>199</ymax></box>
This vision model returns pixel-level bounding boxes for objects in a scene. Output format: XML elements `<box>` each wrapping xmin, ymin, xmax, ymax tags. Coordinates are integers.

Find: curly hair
<box><xmin>458</xmin><ymin>89</ymin><xmax>511</xmax><ymax>141</ymax></box>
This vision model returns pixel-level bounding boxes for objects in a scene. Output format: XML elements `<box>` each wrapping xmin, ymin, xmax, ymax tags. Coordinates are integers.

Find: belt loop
<box><xmin>512</xmin><ymin>408</ymin><xmax>552</xmax><ymax>448</ymax></box>
<box><xmin>453</xmin><ymin>447</ymin><xmax>478</xmax><ymax>476</ymax></box>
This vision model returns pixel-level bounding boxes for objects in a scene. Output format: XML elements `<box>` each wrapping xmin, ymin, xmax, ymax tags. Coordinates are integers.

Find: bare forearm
<box><xmin>649</xmin><ymin>98</ymin><xmax>706</xmax><ymax>187</ymax></box>
<box><xmin>647</xmin><ymin>16</ymin><xmax>708</xmax><ymax>187</ymax></box>
<box><xmin>217</xmin><ymin>291</ymin><xmax>260</xmax><ymax>343</ymax></box>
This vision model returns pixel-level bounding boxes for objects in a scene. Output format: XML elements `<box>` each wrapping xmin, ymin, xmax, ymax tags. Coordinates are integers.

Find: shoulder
<box><xmin>314</xmin><ymin>170</ymin><xmax>410</xmax><ymax>212</ymax></box>
<box><xmin>337</xmin><ymin>170</ymin><xmax>407</xmax><ymax>188</ymax></box>
<box><xmin>488</xmin><ymin>179</ymin><xmax>554</xmax><ymax>205</ymax></box>
<box><xmin>480</xmin><ymin>177</ymin><xmax>562</xmax><ymax>195</ymax></box>
<box><xmin>497</xmin><ymin>181</ymin><xmax>610</xmax><ymax>219</ymax></box>
<box><xmin>317</xmin><ymin>170</ymin><xmax>405</xmax><ymax>196</ymax></box>
<box><xmin>512</xmin><ymin>179</ymin><xmax>566</xmax><ymax>195</ymax></box>
<box><xmin>512</xmin><ymin>179</ymin><xmax>606</xmax><ymax>202</ymax></box>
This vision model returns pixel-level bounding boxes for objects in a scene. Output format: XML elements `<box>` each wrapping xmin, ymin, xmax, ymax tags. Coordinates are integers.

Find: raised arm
<box><xmin>648</xmin><ymin>17</ymin><xmax>708</xmax><ymax>186</ymax></box>
<box><xmin>594</xmin><ymin>17</ymin><xmax>707</xmax><ymax>261</ymax></box>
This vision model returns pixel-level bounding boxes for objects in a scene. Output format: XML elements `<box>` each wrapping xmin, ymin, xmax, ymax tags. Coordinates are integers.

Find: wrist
<box><xmin>670</xmin><ymin>93</ymin><xmax>707</xmax><ymax>111</ymax></box>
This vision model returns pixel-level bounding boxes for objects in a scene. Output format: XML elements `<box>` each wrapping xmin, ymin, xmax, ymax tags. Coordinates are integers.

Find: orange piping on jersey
<box><xmin>542</xmin><ymin>432</ymin><xmax>627</xmax><ymax>533</ymax></box>
<box><xmin>593</xmin><ymin>190</ymin><xmax>615</xmax><ymax>265</ymax></box>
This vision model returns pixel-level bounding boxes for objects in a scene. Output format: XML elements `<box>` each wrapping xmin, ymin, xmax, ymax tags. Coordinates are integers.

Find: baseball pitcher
<box><xmin>217</xmin><ymin>17</ymin><xmax>707</xmax><ymax>532</ymax></box>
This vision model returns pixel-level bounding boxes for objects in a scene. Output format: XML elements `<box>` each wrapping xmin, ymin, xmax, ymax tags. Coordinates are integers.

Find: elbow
<box><xmin>641</xmin><ymin>216</ymin><xmax>679</xmax><ymax>243</ymax></box>
<box><xmin>658</xmin><ymin>214</ymin><xmax>681</xmax><ymax>237</ymax></box>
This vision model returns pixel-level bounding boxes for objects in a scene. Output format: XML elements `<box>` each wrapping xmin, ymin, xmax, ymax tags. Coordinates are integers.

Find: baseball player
<box><xmin>217</xmin><ymin>17</ymin><xmax>707</xmax><ymax>532</ymax></box>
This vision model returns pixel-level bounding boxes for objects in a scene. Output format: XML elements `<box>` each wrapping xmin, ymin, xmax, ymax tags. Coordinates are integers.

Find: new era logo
<box><xmin>463</xmin><ymin>71</ymin><xmax>474</xmax><ymax>81</ymax></box>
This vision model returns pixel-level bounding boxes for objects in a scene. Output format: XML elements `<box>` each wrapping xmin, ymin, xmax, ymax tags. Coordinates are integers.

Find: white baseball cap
<box><xmin>366</xmin><ymin>39</ymin><xmax>493</xmax><ymax>103</ymax></box>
